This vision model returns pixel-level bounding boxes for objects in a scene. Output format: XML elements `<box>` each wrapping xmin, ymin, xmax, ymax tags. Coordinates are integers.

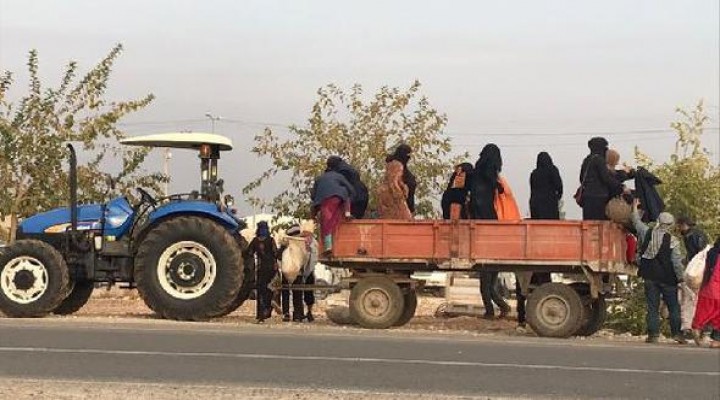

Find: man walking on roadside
<box><xmin>631</xmin><ymin>199</ymin><xmax>687</xmax><ymax>344</ymax></box>
<box><xmin>676</xmin><ymin>216</ymin><xmax>709</xmax><ymax>339</ymax></box>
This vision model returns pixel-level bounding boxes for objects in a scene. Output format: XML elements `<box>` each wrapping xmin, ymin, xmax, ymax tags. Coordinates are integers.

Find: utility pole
<box><xmin>205</xmin><ymin>112</ymin><xmax>221</xmax><ymax>133</ymax></box>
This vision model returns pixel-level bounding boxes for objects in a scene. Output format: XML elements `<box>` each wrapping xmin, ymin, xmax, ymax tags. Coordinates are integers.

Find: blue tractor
<box><xmin>0</xmin><ymin>133</ymin><xmax>250</xmax><ymax>320</ymax></box>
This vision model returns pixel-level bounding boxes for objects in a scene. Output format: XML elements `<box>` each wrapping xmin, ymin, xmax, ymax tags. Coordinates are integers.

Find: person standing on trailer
<box><xmin>441</xmin><ymin>163</ymin><xmax>473</xmax><ymax>220</ymax></box>
<box><xmin>245</xmin><ymin>221</ymin><xmax>279</xmax><ymax>323</ymax></box>
<box><xmin>529</xmin><ymin>152</ymin><xmax>563</xmax><ymax>220</ymax></box>
<box><xmin>377</xmin><ymin>154</ymin><xmax>413</xmax><ymax>220</ymax></box>
<box><xmin>386</xmin><ymin>144</ymin><xmax>417</xmax><ymax>214</ymax></box>
<box><xmin>329</xmin><ymin>156</ymin><xmax>369</xmax><ymax>219</ymax></box>
<box><xmin>311</xmin><ymin>157</ymin><xmax>356</xmax><ymax>252</ymax></box>
<box><xmin>470</xmin><ymin>144</ymin><xmax>512</xmax><ymax>319</ymax></box>
<box><xmin>578</xmin><ymin>137</ymin><xmax>625</xmax><ymax>220</ymax></box>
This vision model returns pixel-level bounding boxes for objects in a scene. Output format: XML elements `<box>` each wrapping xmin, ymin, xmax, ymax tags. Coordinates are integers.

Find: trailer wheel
<box><xmin>527</xmin><ymin>283</ymin><xmax>584</xmax><ymax>338</ymax></box>
<box><xmin>350</xmin><ymin>276</ymin><xmax>405</xmax><ymax>329</ymax></box>
<box><xmin>394</xmin><ymin>289</ymin><xmax>417</xmax><ymax>326</ymax></box>
<box><xmin>0</xmin><ymin>240</ymin><xmax>70</xmax><ymax>317</ymax></box>
<box><xmin>53</xmin><ymin>281</ymin><xmax>94</xmax><ymax>315</ymax></box>
<box><xmin>135</xmin><ymin>216</ymin><xmax>243</xmax><ymax>321</ymax></box>
<box><xmin>569</xmin><ymin>282</ymin><xmax>607</xmax><ymax>336</ymax></box>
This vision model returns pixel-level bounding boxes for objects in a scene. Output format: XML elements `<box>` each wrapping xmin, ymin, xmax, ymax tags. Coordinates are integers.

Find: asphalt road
<box><xmin>0</xmin><ymin>318</ymin><xmax>718</xmax><ymax>399</ymax></box>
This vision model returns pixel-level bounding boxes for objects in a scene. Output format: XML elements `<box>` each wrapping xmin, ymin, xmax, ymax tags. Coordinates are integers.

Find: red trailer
<box><xmin>320</xmin><ymin>219</ymin><xmax>636</xmax><ymax>337</ymax></box>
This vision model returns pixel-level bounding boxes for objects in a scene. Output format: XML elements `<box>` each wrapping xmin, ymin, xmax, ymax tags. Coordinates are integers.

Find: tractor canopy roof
<box><xmin>120</xmin><ymin>132</ymin><xmax>233</xmax><ymax>151</ymax></box>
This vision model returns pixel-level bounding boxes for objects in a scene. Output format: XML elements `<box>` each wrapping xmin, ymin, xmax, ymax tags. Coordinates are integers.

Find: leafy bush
<box><xmin>607</xmin><ymin>276</ymin><xmax>670</xmax><ymax>336</ymax></box>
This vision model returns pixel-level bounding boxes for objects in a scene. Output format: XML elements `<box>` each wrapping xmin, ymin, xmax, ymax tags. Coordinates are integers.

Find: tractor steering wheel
<box><xmin>136</xmin><ymin>187</ymin><xmax>157</xmax><ymax>207</ymax></box>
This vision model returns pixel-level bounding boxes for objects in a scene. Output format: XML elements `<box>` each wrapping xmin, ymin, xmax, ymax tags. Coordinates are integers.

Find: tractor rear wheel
<box><xmin>135</xmin><ymin>216</ymin><xmax>243</xmax><ymax>321</ymax></box>
<box><xmin>0</xmin><ymin>240</ymin><xmax>70</xmax><ymax>317</ymax></box>
<box><xmin>53</xmin><ymin>280</ymin><xmax>94</xmax><ymax>315</ymax></box>
<box><xmin>217</xmin><ymin>263</ymin><xmax>255</xmax><ymax>317</ymax></box>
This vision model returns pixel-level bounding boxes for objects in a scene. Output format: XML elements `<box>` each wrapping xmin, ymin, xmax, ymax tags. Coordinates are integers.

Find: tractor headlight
<box><xmin>224</xmin><ymin>194</ymin><xmax>235</xmax><ymax>207</ymax></box>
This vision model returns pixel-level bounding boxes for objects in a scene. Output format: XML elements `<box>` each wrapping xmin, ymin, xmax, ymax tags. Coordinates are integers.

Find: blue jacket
<box><xmin>311</xmin><ymin>171</ymin><xmax>355</xmax><ymax>207</ymax></box>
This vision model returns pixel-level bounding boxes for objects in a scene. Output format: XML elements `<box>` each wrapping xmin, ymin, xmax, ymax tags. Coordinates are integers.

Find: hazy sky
<box><xmin>1</xmin><ymin>0</ymin><xmax>718</xmax><ymax>217</ymax></box>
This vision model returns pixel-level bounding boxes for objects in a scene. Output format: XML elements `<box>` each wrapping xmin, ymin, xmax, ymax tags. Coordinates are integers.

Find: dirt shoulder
<box><xmin>14</xmin><ymin>287</ymin><xmax>652</xmax><ymax>344</ymax></box>
<box><xmin>0</xmin><ymin>378</ymin><xmax>531</xmax><ymax>400</ymax></box>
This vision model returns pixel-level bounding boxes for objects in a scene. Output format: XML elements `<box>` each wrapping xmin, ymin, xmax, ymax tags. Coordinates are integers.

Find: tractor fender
<box><xmin>147</xmin><ymin>201</ymin><xmax>239</xmax><ymax>231</ymax></box>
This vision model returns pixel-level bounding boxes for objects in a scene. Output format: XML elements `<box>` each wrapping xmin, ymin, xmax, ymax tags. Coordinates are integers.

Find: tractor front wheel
<box><xmin>134</xmin><ymin>216</ymin><xmax>243</xmax><ymax>321</ymax></box>
<box><xmin>0</xmin><ymin>240</ymin><xmax>70</xmax><ymax>317</ymax></box>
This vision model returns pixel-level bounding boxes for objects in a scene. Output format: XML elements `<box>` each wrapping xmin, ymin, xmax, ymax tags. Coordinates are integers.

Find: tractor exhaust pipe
<box><xmin>67</xmin><ymin>144</ymin><xmax>78</xmax><ymax>233</ymax></box>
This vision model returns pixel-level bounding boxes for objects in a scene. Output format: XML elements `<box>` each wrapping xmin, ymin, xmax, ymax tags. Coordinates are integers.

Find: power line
<box><xmin>116</xmin><ymin>119</ymin><xmax>207</xmax><ymax>126</ymax></box>
<box><xmin>445</xmin><ymin>127</ymin><xmax>719</xmax><ymax>137</ymax></box>
<box><xmin>452</xmin><ymin>134</ymin><xmax>680</xmax><ymax>149</ymax></box>
<box><xmin>114</xmin><ymin>116</ymin><xmax>719</xmax><ymax>142</ymax></box>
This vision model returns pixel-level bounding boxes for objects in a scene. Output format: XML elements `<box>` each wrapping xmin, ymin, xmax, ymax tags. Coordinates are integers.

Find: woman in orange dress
<box><xmin>376</xmin><ymin>157</ymin><xmax>412</xmax><ymax>220</ymax></box>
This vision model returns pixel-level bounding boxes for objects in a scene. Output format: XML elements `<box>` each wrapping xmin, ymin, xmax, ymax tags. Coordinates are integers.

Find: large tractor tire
<box><xmin>217</xmin><ymin>266</ymin><xmax>255</xmax><ymax>317</ymax></box>
<box><xmin>394</xmin><ymin>289</ymin><xmax>417</xmax><ymax>327</ymax></box>
<box><xmin>0</xmin><ymin>240</ymin><xmax>70</xmax><ymax>317</ymax></box>
<box><xmin>134</xmin><ymin>216</ymin><xmax>243</xmax><ymax>321</ymax></box>
<box><xmin>349</xmin><ymin>276</ymin><xmax>404</xmax><ymax>329</ymax></box>
<box><xmin>53</xmin><ymin>280</ymin><xmax>94</xmax><ymax>315</ymax></box>
<box><xmin>526</xmin><ymin>283</ymin><xmax>584</xmax><ymax>338</ymax></box>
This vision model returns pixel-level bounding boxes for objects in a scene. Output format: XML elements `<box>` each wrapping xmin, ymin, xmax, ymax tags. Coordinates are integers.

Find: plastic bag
<box><xmin>684</xmin><ymin>245</ymin><xmax>711</xmax><ymax>290</ymax></box>
<box><xmin>280</xmin><ymin>236</ymin><xmax>310</xmax><ymax>282</ymax></box>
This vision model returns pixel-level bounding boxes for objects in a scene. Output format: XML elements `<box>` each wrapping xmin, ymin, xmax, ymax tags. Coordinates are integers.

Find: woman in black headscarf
<box><xmin>469</xmin><ymin>144</ymin><xmax>502</xmax><ymax>220</ymax></box>
<box><xmin>387</xmin><ymin>144</ymin><xmax>417</xmax><ymax>214</ymax></box>
<box><xmin>579</xmin><ymin>137</ymin><xmax>624</xmax><ymax>220</ymax></box>
<box><xmin>470</xmin><ymin>144</ymin><xmax>511</xmax><ymax>319</ymax></box>
<box><xmin>245</xmin><ymin>221</ymin><xmax>279</xmax><ymax>323</ymax></box>
<box><xmin>529</xmin><ymin>152</ymin><xmax>563</xmax><ymax>220</ymax></box>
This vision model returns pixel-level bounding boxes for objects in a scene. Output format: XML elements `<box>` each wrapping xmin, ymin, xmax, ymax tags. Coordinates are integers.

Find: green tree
<box><xmin>0</xmin><ymin>44</ymin><xmax>164</xmax><ymax>241</ymax></box>
<box><xmin>635</xmin><ymin>100</ymin><xmax>720</xmax><ymax>240</ymax></box>
<box><xmin>243</xmin><ymin>81</ymin><xmax>465</xmax><ymax>219</ymax></box>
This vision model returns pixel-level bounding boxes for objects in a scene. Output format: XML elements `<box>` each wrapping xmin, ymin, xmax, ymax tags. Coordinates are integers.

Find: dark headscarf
<box><xmin>326</xmin><ymin>156</ymin><xmax>342</xmax><ymax>172</ymax></box>
<box><xmin>536</xmin><ymin>152</ymin><xmax>554</xmax><ymax>169</ymax></box>
<box><xmin>588</xmin><ymin>137</ymin><xmax>609</xmax><ymax>156</ymax></box>
<box><xmin>391</xmin><ymin>144</ymin><xmax>412</xmax><ymax>165</ymax></box>
<box><xmin>386</xmin><ymin>143</ymin><xmax>417</xmax><ymax>213</ymax></box>
<box><xmin>256</xmin><ymin>221</ymin><xmax>270</xmax><ymax>238</ymax></box>
<box><xmin>475</xmin><ymin>143</ymin><xmax>502</xmax><ymax>180</ymax></box>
